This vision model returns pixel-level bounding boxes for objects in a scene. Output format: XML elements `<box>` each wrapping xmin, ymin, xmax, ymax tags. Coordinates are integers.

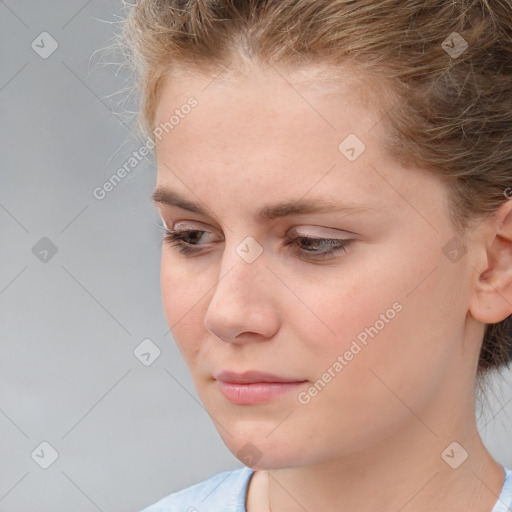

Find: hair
<box><xmin>115</xmin><ymin>0</ymin><xmax>512</xmax><ymax>401</ymax></box>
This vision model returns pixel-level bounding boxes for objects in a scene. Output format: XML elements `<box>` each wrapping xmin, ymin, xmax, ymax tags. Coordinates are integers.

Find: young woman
<box><xmin>119</xmin><ymin>1</ymin><xmax>512</xmax><ymax>510</ymax></box>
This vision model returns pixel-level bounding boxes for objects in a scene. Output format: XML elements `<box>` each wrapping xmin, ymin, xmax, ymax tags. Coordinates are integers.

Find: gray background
<box><xmin>0</xmin><ymin>1</ymin><xmax>510</xmax><ymax>511</ymax></box>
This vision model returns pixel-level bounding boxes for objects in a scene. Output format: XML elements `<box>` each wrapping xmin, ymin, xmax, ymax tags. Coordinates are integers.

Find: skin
<box><xmin>151</xmin><ymin>59</ymin><xmax>512</xmax><ymax>512</ymax></box>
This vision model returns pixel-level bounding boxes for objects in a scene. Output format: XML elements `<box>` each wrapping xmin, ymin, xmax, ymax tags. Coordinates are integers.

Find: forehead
<box><xmin>151</xmin><ymin>63</ymin><xmax>446</xmax><ymax>225</ymax></box>
<box><xmin>155</xmin><ymin>61</ymin><xmax>380</xmax><ymax>125</ymax></box>
<box><xmin>154</xmin><ymin>63</ymin><xmax>384</xmax><ymax>167</ymax></box>
<box><xmin>157</xmin><ymin>66</ymin><xmax>381</xmax><ymax>172</ymax></box>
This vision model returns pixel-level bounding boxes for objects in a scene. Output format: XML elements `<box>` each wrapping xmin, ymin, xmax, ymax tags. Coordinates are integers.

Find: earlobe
<box><xmin>469</xmin><ymin>199</ymin><xmax>512</xmax><ymax>324</ymax></box>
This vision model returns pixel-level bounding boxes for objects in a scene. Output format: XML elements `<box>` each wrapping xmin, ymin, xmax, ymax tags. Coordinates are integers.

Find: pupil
<box><xmin>301</xmin><ymin>238</ymin><xmax>318</xmax><ymax>249</ymax></box>
<box><xmin>189</xmin><ymin>231</ymin><xmax>201</xmax><ymax>243</ymax></box>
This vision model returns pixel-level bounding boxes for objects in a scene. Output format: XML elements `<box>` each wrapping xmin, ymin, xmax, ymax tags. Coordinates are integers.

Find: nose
<box><xmin>203</xmin><ymin>249</ymin><xmax>280</xmax><ymax>344</ymax></box>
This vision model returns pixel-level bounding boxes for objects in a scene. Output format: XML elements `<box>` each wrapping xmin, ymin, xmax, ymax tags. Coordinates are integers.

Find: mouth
<box><xmin>213</xmin><ymin>370</ymin><xmax>308</xmax><ymax>405</ymax></box>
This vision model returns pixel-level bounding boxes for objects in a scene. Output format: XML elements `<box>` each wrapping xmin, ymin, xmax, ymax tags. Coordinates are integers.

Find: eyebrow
<box><xmin>151</xmin><ymin>187</ymin><xmax>381</xmax><ymax>221</ymax></box>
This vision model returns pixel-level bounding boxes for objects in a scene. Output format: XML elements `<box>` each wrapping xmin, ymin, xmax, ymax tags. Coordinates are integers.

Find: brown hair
<box><xmin>116</xmin><ymin>0</ymin><xmax>512</xmax><ymax>393</ymax></box>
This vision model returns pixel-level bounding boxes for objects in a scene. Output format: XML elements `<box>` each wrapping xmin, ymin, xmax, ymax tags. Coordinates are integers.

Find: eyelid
<box><xmin>163</xmin><ymin>217</ymin><xmax>357</xmax><ymax>239</ymax></box>
<box><xmin>172</xmin><ymin>220</ymin><xmax>216</xmax><ymax>233</ymax></box>
<box><xmin>289</xmin><ymin>226</ymin><xmax>357</xmax><ymax>238</ymax></box>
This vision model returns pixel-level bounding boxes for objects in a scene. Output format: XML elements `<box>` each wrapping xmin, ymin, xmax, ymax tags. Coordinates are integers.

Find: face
<box><xmin>152</xmin><ymin>63</ymin><xmax>480</xmax><ymax>470</ymax></box>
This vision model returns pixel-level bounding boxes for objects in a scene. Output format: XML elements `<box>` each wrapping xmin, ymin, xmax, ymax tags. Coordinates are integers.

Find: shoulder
<box><xmin>496</xmin><ymin>466</ymin><xmax>512</xmax><ymax>510</ymax></box>
<box><xmin>139</xmin><ymin>464</ymin><xmax>512</xmax><ymax>511</ymax></box>
<box><xmin>139</xmin><ymin>466</ymin><xmax>255</xmax><ymax>512</ymax></box>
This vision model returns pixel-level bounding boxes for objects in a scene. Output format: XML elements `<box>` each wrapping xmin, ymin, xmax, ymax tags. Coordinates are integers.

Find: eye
<box><xmin>284</xmin><ymin>234</ymin><xmax>354</xmax><ymax>260</ymax></box>
<box><xmin>160</xmin><ymin>225</ymin><xmax>354</xmax><ymax>260</ymax></box>
<box><xmin>161</xmin><ymin>227</ymin><xmax>215</xmax><ymax>255</ymax></box>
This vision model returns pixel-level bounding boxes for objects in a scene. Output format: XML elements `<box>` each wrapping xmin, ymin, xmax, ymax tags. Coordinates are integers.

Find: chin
<box><xmin>216</xmin><ymin>425</ymin><xmax>310</xmax><ymax>470</ymax></box>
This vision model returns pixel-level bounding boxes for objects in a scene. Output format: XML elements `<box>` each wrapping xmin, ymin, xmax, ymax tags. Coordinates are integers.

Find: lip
<box><xmin>214</xmin><ymin>370</ymin><xmax>306</xmax><ymax>384</ymax></box>
<box><xmin>214</xmin><ymin>370</ymin><xmax>308</xmax><ymax>405</ymax></box>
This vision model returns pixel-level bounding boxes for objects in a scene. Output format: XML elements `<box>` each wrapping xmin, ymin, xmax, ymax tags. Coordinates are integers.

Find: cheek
<box><xmin>290</xmin><ymin>244</ymin><xmax>464</xmax><ymax>405</ymax></box>
<box><xmin>285</xmin><ymin>262</ymin><xmax>398</xmax><ymax>361</ymax></box>
<box><xmin>160</xmin><ymin>255</ymin><xmax>207</xmax><ymax>358</ymax></box>
<box><xmin>284</xmin><ymin>288</ymin><xmax>449</xmax><ymax>457</ymax></box>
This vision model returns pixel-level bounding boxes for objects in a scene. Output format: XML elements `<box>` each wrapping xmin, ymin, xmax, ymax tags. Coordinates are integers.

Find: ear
<box><xmin>469</xmin><ymin>199</ymin><xmax>512</xmax><ymax>324</ymax></box>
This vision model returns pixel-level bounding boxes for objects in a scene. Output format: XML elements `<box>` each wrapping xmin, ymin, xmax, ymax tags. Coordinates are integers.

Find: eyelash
<box><xmin>160</xmin><ymin>228</ymin><xmax>354</xmax><ymax>260</ymax></box>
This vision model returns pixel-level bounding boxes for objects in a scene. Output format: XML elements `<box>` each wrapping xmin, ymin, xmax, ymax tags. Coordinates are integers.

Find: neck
<box><xmin>265</xmin><ymin>404</ymin><xmax>504</xmax><ymax>512</ymax></box>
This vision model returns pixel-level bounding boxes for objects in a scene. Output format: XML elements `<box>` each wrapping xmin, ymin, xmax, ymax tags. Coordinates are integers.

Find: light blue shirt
<box><xmin>141</xmin><ymin>465</ymin><xmax>512</xmax><ymax>512</ymax></box>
